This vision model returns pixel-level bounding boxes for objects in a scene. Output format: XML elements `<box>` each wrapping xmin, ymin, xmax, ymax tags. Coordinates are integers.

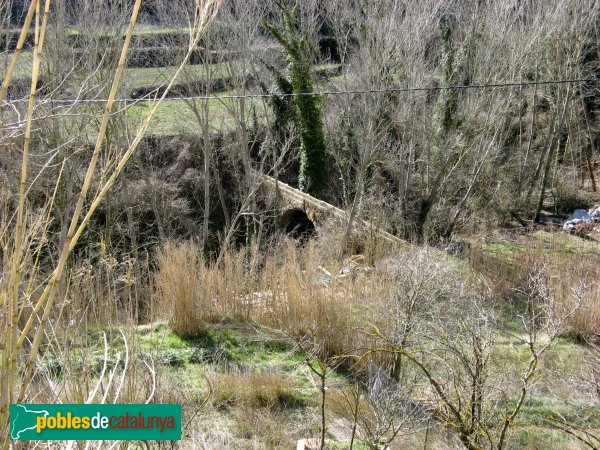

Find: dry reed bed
<box><xmin>154</xmin><ymin>240</ymin><xmax>395</xmax><ymax>360</ymax></box>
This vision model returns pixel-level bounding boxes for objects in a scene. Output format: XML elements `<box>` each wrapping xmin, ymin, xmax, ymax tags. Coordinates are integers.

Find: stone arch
<box><xmin>280</xmin><ymin>208</ymin><xmax>316</xmax><ymax>242</ymax></box>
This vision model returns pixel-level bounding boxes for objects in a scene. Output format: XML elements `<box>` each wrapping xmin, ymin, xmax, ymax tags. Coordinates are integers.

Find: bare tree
<box><xmin>353</xmin><ymin>250</ymin><xmax>585</xmax><ymax>450</ymax></box>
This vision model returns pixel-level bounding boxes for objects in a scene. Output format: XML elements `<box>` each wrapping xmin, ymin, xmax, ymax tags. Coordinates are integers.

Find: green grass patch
<box><xmin>124</xmin><ymin>94</ymin><xmax>268</xmax><ymax>136</ymax></box>
<box><xmin>515</xmin><ymin>394</ymin><xmax>600</xmax><ymax>429</ymax></box>
<box><xmin>123</xmin><ymin>62</ymin><xmax>233</xmax><ymax>87</ymax></box>
<box><xmin>0</xmin><ymin>50</ymin><xmax>34</xmax><ymax>79</ymax></box>
<box><xmin>511</xmin><ymin>427</ymin><xmax>572</xmax><ymax>449</ymax></box>
<box><xmin>474</xmin><ymin>231</ymin><xmax>600</xmax><ymax>259</ymax></box>
<box><xmin>532</xmin><ymin>230</ymin><xmax>600</xmax><ymax>255</ymax></box>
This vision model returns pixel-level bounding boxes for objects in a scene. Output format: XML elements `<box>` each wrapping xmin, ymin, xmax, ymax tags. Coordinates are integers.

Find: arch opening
<box><xmin>280</xmin><ymin>208</ymin><xmax>316</xmax><ymax>243</ymax></box>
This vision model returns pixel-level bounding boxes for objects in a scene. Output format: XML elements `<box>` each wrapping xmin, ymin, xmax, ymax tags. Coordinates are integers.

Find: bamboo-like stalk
<box><xmin>69</xmin><ymin>1</ymin><xmax>223</xmax><ymax>252</ymax></box>
<box><xmin>13</xmin><ymin>0</ymin><xmax>144</xmax><ymax>405</ymax></box>
<box><xmin>13</xmin><ymin>0</ymin><xmax>51</xmax><ymax>280</ymax></box>
<box><xmin>16</xmin><ymin>0</ymin><xmax>222</xmax><ymax>347</ymax></box>
<box><xmin>15</xmin><ymin>0</ymin><xmax>224</xmax><ymax>406</ymax></box>
<box><xmin>0</xmin><ymin>0</ymin><xmax>39</xmax><ymax>106</ymax></box>
<box><xmin>0</xmin><ymin>0</ymin><xmax>50</xmax><ymax>444</ymax></box>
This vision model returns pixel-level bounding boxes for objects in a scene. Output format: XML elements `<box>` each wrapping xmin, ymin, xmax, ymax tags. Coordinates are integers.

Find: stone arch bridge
<box><xmin>257</xmin><ymin>174</ymin><xmax>407</xmax><ymax>247</ymax></box>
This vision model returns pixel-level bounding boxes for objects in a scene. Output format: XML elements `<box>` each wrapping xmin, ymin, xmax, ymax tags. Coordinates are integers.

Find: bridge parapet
<box><xmin>258</xmin><ymin>174</ymin><xmax>407</xmax><ymax>247</ymax></box>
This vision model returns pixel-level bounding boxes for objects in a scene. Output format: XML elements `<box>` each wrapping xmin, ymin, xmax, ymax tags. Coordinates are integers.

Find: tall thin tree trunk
<box><xmin>342</xmin><ymin>165</ymin><xmax>365</xmax><ymax>256</ymax></box>
<box><xmin>58</xmin><ymin>162</ymin><xmax>73</xmax><ymax>301</ymax></box>
<box><xmin>239</xmin><ymin>94</ymin><xmax>256</xmax><ymax>245</ymax></box>
<box><xmin>525</xmin><ymin>103</ymin><xmax>559</xmax><ymax>210</ymax></box>
<box><xmin>581</xmin><ymin>97</ymin><xmax>598</xmax><ymax>192</ymax></box>
<box><xmin>535</xmin><ymin>86</ymin><xmax>571</xmax><ymax>223</ymax></box>
<box><xmin>127</xmin><ymin>206</ymin><xmax>141</xmax><ymax>323</ymax></box>
<box><xmin>516</xmin><ymin>75</ymin><xmax>538</xmax><ymax>205</ymax></box>
<box><xmin>212</xmin><ymin>153</ymin><xmax>231</xmax><ymax>231</ymax></box>
<box><xmin>203</xmin><ymin>99</ymin><xmax>210</xmax><ymax>248</ymax></box>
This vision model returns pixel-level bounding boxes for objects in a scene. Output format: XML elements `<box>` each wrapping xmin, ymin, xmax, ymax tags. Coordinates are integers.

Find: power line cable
<box><xmin>1</xmin><ymin>77</ymin><xmax>597</xmax><ymax>106</ymax></box>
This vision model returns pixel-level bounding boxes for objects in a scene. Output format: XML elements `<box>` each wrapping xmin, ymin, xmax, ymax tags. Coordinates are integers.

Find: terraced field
<box><xmin>1</xmin><ymin>30</ymin><xmax>340</xmax><ymax>137</ymax></box>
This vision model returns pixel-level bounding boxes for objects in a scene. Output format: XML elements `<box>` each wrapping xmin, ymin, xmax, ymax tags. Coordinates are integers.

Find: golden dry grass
<box><xmin>211</xmin><ymin>372</ymin><xmax>300</xmax><ymax>410</ymax></box>
<box><xmin>546</xmin><ymin>254</ymin><xmax>600</xmax><ymax>339</ymax></box>
<box><xmin>154</xmin><ymin>239</ymin><xmax>390</xmax><ymax>359</ymax></box>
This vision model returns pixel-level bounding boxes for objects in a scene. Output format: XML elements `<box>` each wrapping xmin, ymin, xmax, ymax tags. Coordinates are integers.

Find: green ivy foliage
<box><xmin>263</xmin><ymin>0</ymin><xmax>328</xmax><ymax>197</ymax></box>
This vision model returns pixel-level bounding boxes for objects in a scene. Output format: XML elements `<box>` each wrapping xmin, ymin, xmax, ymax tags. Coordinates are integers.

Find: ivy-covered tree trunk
<box><xmin>263</xmin><ymin>0</ymin><xmax>328</xmax><ymax>197</ymax></box>
<box><xmin>295</xmin><ymin>68</ymin><xmax>328</xmax><ymax>197</ymax></box>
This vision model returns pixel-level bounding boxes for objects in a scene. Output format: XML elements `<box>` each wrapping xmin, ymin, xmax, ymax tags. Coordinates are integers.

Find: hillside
<box><xmin>1</xmin><ymin>1</ymin><xmax>600</xmax><ymax>449</ymax></box>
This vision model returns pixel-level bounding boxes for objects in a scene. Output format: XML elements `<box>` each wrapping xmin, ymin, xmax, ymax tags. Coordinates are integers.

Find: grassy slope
<box><xmin>32</xmin><ymin>228</ymin><xmax>598</xmax><ymax>448</ymax></box>
<box><xmin>0</xmin><ymin>50</ymin><xmax>34</xmax><ymax>79</ymax></box>
<box><xmin>40</xmin><ymin>322</ymin><xmax>354</xmax><ymax>448</ymax></box>
<box><xmin>123</xmin><ymin>62</ymin><xmax>232</xmax><ymax>87</ymax></box>
<box><xmin>465</xmin><ymin>229</ymin><xmax>599</xmax><ymax>448</ymax></box>
<box><xmin>38</xmin><ymin>312</ymin><xmax>596</xmax><ymax>449</ymax></box>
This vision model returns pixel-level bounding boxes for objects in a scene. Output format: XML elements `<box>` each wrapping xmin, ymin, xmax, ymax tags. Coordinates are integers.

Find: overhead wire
<box><xmin>1</xmin><ymin>77</ymin><xmax>596</xmax><ymax>106</ymax></box>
